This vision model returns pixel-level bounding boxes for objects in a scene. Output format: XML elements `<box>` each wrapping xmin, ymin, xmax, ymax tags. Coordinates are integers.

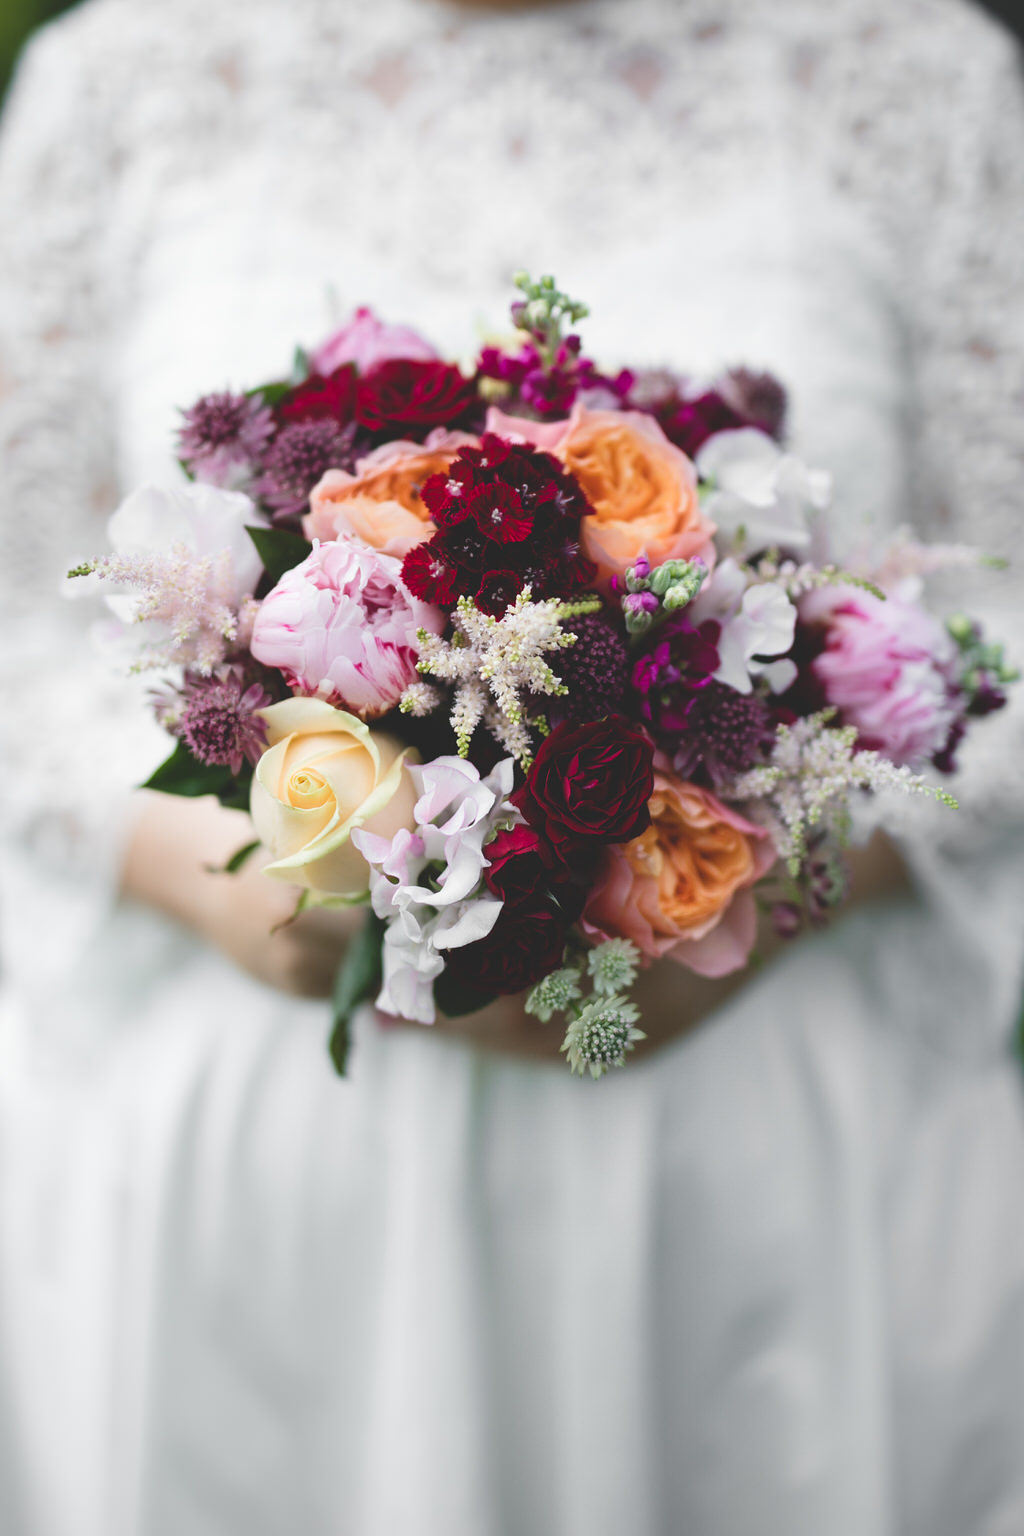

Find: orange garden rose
<box><xmin>583</xmin><ymin>773</ymin><xmax>775</xmax><ymax>976</ymax></box>
<box><xmin>304</xmin><ymin>432</ymin><xmax>478</xmax><ymax>557</ymax></box>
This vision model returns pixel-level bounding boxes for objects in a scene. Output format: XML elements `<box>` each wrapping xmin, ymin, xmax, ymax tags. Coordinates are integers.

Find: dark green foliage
<box><xmin>329</xmin><ymin>911</ymin><xmax>385</xmax><ymax>1076</ymax></box>
<box><xmin>142</xmin><ymin>739</ymin><xmax>252</xmax><ymax>813</ymax></box>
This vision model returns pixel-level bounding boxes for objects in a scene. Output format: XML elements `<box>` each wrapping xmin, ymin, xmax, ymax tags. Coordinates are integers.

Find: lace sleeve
<box><xmin>0</xmin><ymin>23</ymin><xmax>161</xmax><ymax>1050</ymax></box>
<box><xmin>868</xmin><ymin>23</ymin><xmax>1024</xmax><ymax>1052</ymax></box>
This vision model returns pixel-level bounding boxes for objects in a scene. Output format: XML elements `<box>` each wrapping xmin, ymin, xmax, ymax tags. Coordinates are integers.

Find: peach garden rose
<box><xmin>583</xmin><ymin>772</ymin><xmax>775</xmax><ymax>977</ymax></box>
<box><xmin>250</xmin><ymin>698</ymin><xmax>417</xmax><ymax>899</ymax></box>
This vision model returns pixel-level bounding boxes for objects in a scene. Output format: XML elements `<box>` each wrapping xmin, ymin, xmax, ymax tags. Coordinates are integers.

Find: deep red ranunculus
<box><xmin>515</xmin><ymin>716</ymin><xmax>655</xmax><ymax>853</ymax></box>
<box><xmin>276</xmin><ymin>365</ymin><xmax>358</xmax><ymax>426</ymax></box>
<box><xmin>443</xmin><ymin>899</ymin><xmax>567</xmax><ymax>996</ymax></box>
<box><xmin>355</xmin><ymin>359</ymin><xmax>477</xmax><ymax>437</ymax></box>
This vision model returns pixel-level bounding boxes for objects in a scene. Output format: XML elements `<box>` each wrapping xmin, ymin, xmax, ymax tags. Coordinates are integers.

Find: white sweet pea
<box><xmin>696</xmin><ymin>428</ymin><xmax>829</xmax><ymax>556</ymax></box>
<box><xmin>689</xmin><ymin>558</ymin><xmax>797</xmax><ymax>695</ymax></box>
<box><xmin>352</xmin><ymin>756</ymin><xmax>516</xmax><ymax>1024</ymax></box>
<box><xmin>108</xmin><ymin>481</ymin><xmax>266</xmax><ymax>603</ymax></box>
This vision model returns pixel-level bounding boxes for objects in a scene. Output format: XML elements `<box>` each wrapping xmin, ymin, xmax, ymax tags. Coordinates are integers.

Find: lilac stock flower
<box><xmin>632</xmin><ymin>615</ymin><xmax>721</xmax><ymax>737</ymax></box>
<box><xmin>178</xmin><ymin>391</ymin><xmax>274</xmax><ymax>487</ymax></box>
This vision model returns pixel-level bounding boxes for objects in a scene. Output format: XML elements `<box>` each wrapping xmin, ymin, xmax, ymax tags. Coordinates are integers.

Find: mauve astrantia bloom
<box><xmin>256</xmin><ymin>420</ymin><xmax>357</xmax><ymax>520</ymax></box>
<box><xmin>556</xmin><ymin>613</ymin><xmax>629</xmax><ymax>721</ymax></box>
<box><xmin>311</xmin><ymin>307</ymin><xmax>440</xmax><ymax>377</ymax></box>
<box><xmin>177</xmin><ymin>667</ymin><xmax>272</xmax><ymax>774</ymax></box>
<box><xmin>250</xmin><ymin>537</ymin><xmax>444</xmax><ymax>718</ymax></box>
<box><xmin>672</xmin><ymin>680</ymin><xmax>775</xmax><ymax>787</ymax></box>
<box><xmin>178</xmin><ymin>391</ymin><xmax>274</xmax><ymax>486</ymax></box>
<box><xmin>802</xmin><ymin>582</ymin><xmax>961</xmax><ymax>768</ymax></box>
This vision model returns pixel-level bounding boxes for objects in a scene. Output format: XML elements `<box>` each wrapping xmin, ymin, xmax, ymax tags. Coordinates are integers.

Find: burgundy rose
<box><xmin>276</xmin><ymin>364</ymin><xmax>358</xmax><ymax>427</ymax></box>
<box><xmin>444</xmin><ymin>898</ymin><xmax>567</xmax><ymax>996</ymax></box>
<box><xmin>484</xmin><ymin>823</ymin><xmax>595</xmax><ymax>920</ymax></box>
<box><xmin>515</xmin><ymin>716</ymin><xmax>655</xmax><ymax>854</ymax></box>
<box><xmin>355</xmin><ymin>359</ymin><xmax>477</xmax><ymax>438</ymax></box>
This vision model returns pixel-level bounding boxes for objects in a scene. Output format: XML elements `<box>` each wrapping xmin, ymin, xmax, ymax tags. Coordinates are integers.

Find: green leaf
<box><xmin>246</xmin><ymin>524</ymin><xmax>313</xmax><ymax>588</ymax></box>
<box><xmin>206</xmin><ymin>839</ymin><xmax>262</xmax><ymax>876</ymax></box>
<box><xmin>433</xmin><ymin>967</ymin><xmax>498</xmax><ymax>1020</ymax></box>
<box><xmin>329</xmin><ymin>911</ymin><xmax>385</xmax><ymax>1076</ymax></box>
<box><xmin>247</xmin><ymin>379</ymin><xmax>291</xmax><ymax>407</ymax></box>
<box><xmin>291</xmin><ymin>346</ymin><xmax>311</xmax><ymax>384</ymax></box>
<box><xmin>141</xmin><ymin>741</ymin><xmax>252</xmax><ymax>813</ymax></box>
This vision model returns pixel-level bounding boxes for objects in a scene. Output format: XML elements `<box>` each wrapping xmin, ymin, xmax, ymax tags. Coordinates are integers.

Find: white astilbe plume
<box><xmin>77</xmin><ymin>544</ymin><xmax>242</xmax><ymax>673</ymax></box>
<box><xmin>410</xmin><ymin>586</ymin><xmax>601</xmax><ymax>765</ymax></box>
<box><xmin>752</xmin><ymin>556</ymin><xmax>884</xmax><ymax>602</ymax></box>
<box><xmin>730</xmin><ymin>710</ymin><xmax>957</xmax><ymax>873</ymax></box>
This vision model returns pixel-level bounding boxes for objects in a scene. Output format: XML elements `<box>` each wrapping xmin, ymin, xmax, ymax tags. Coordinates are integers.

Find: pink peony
<box><xmin>250</xmin><ymin>537</ymin><xmax>444</xmax><ymax>718</ymax></box>
<box><xmin>802</xmin><ymin>583</ymin><xmax>960</xmax><ymax>768</ymax></box>
<box><xmin>583</xmin><ymin>774</ymin><xmax>776</xmax><ymax>978</ymax></box>
<box><xmin>311</xmin><ymin>307</ymin><xmax>440</xmax><ymax>377</ymax></box>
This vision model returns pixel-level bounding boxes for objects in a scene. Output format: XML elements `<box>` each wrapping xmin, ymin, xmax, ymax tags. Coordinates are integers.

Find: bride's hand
<box><xmin>121</xmin><ymin>791</ymin><xmax>362</xmax><ymax>998</ymax></box>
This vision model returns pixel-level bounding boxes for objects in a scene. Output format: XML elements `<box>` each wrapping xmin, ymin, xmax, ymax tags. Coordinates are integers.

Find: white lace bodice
<box><xmin>2</xmin><ymin>0</ymin><xmax>1024</xmax><ymax>1017</ymax></box>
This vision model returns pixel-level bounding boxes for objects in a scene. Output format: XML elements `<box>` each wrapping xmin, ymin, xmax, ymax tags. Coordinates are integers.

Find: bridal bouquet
<box><xmin>73</xmin><ymin>275</ymin><xmax>1017</xmax><ymax>1076</ymax></box>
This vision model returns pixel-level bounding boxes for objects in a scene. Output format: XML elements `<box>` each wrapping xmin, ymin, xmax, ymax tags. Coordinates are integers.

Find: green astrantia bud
<box><xmin>525</xmin><ymin>966</ymin><xmax>584</xmax><ymax>1023</ymax></box>
<box><xmin>561</xmin><ymin>997</ymin><xmax>645</xmax><ymax>1079</ymax></box>
<box><xmin>586</xmin><ymin>938</ymin><xmax>641</xmax><ymax>998</ymax></box>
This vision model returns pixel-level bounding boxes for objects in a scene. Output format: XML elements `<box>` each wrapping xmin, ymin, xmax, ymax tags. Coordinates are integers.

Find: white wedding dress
<box><xmin>3</xmin><ymin>1</ymin><xmax>1024</xmax><ymax>1532</ymax></box>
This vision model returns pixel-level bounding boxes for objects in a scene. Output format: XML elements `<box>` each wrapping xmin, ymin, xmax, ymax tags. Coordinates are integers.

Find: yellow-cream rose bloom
<box><xmin>250</xmin><ymin>697</ymin><xmax>417</xmax><ymax>899</ymax></box>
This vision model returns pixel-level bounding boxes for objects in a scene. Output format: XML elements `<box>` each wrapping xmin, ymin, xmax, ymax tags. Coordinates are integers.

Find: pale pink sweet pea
<box><xmin>250</xmin><ymin>537</ymin><xmax>443</xmax><ymax>718</ymax></box>
<box><xmin>311</xmin><ymin>307</ymin><xmax>440</xmax><ymax>376</ymax></box>
<box><xmin>802</xmin><ymin>581</ymin><xmax>959</xmax><ymax>767</ymax></box>
<box><xmin>583</xmin><ymin>774</ymin><xmax>776</xmax><ymax>978</ymax></box>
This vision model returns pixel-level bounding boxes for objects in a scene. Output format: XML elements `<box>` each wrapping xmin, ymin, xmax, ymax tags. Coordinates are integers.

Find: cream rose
<box><xmin>250</xmin><ymin>698</ymin><xmax>417</xmax><ymax>899</ymax></box>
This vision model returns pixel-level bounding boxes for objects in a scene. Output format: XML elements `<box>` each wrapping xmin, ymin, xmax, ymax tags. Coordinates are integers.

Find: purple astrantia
<box><xmin>178</xmin><ymin>391</ymin><xmax>275</xmax><ymax>486</ymax></box>
<box><xmin>672</xmin><ymin>679</ymin><xmax>775</xmax><ymax>788</ymax></box>
<box><xmin>156</xmin><ymin>667</ymin><xmax>272</xmax><ymax>774</ymax></box>
<box><xmin>255</xmin><ymin>419</ymin><xmax>359</xmax><ymax>521</ymax></box>
<box><xmin>555</xmin><ymin>614</ymin><xmax>629</xmax><ymax>722</ymax></box>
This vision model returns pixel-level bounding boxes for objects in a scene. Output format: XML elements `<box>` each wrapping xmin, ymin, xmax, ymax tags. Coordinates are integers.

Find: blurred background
<box><xmin>1</xmin><ymin>0</ymin><xmax>1022</xmax><ymax>102</ymax></box>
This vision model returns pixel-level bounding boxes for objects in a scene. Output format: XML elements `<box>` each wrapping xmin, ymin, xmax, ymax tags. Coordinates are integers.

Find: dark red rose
<box><xmin>443</xmin><ymin>898</ymin><xmax>566</xmax><ymax>996</ymax></box>
<box><xmin>276</xmin><ymin>365</ymin><xmax>357</xmax><ymax>426</ymax></box>
<box><xmin>516</xmin><ymin>716</ymin><xmax>655</xmax><ymax>852</ymax></box>
<box><xmin>484</xmin><ymin>823</ymin><xmax>594</xmax><ymax>919</ymax></box>
<box><xmin>355</xmin><ymin>359</ymin><xmax>477</xmax><ymax>437</ymax></box>
<box><xmin>484</xmin><ymin>824</ymin><xmax>551</xmax><ymax>904</ymax></box>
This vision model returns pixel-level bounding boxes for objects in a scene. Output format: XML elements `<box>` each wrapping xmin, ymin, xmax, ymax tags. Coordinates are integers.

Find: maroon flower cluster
<box><xmin>478</xmin><ymin>335</ymin><xmax>632</xmax><ymax>420</ymax></box>
<box><xmin>401</xmin><ymin>432</ymin><xmax>597</xmax><ymax>616</ymax></box>
<box><xmin>446</xmin><ymin>717</ymin><xmax>655</xmax><ymax>996</ymax></box>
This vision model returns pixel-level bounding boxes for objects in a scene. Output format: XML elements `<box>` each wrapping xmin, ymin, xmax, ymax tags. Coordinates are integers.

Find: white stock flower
<box><xmin>689</xmin><ymin>558</ymin><xmax>797</xmax><ymax>695</ymax></box>
<box><xmin>697</xmin><ymin>428</ymin><xmax>829</xmax><ymax>556</ymax></box>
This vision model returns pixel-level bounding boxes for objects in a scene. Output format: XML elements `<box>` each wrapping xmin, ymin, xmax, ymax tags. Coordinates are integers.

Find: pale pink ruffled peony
<box><xmin>583</xmin><ymin>774</ymin><xmax>776</xmax><ymax>978</ymax></box>
<box><xmin>250</xmin><ymin>537</ymin><xmax>444</xmax><ymax>718</ymax></box>
<box><xmin>802</xmin><ymin>583</ymin><xmax>960</xmax><ymax>768</ymax></box>
<box><xmin>311</xmin><ymin>307</ymin><xmax>439</xmax><ymax>376</ymax></box>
